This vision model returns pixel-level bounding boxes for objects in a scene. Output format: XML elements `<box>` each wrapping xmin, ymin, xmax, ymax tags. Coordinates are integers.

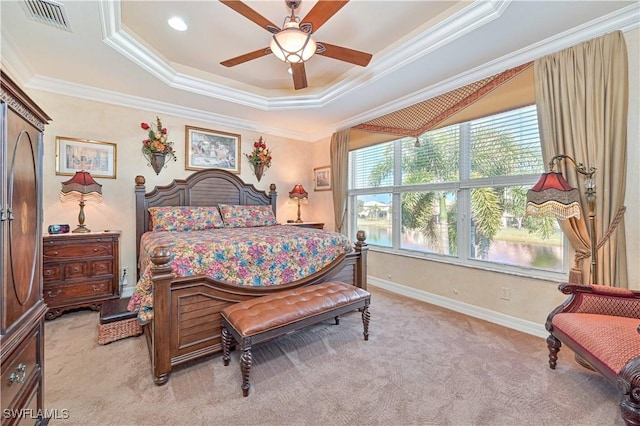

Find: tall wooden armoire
<box><xmin>1</xmin><ymin>71</ymin><xmax>51</xmax><ymax>425</ymax></box>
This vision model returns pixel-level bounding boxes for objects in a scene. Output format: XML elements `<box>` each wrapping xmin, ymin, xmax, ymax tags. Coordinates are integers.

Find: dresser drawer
<box><xmin>44</xmin><ymin>279</ymin><xmax>113</xmax><ymax>305</ymax></box>
<box><xmin>91</xmin><ymin>259</ymin><xmax>113</xmax><ymax>277</ymax></box>
<box><xmin>42</xmin><ymin>264</ymin><xmax>62</xmax><ymax>281</ymax></box>
<box><xmin>64</xmin><ymin>261</ymin><xmax>88</xmax><ymax>279</ymax></box>
<box><xmin>1</xmin><ymin>329</ymin><xmax>39</xmax><ymax>411</ymax></box>
<box><xmin>43</xmin><ymin>239</ymin><xmax>114</xmax><ymax>260</ymax></box>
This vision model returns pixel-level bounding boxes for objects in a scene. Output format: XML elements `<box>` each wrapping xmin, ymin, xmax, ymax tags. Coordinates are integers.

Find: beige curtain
<box><xmin>330</xmin><ymin>130</ymin><xmax>350</xmax><ymax>234</ymax></box>
<box><xmin>534</xmin><ymin>30</ymin><xmax>628</xmax><ymax>287</ymax></box>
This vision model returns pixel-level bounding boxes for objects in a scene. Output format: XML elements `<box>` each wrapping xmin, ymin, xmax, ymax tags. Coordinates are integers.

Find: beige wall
<box><xmin>30</xmin><ymin>93</ymin><xmax>322</xmax><ymax>292</ymax></box>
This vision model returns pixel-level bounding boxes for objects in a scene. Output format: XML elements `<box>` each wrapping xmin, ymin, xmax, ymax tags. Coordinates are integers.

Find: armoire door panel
<box><xmin>4</xmin><ymin>109</ymin><xmax>40</xmax><ymax>327</ymax></box>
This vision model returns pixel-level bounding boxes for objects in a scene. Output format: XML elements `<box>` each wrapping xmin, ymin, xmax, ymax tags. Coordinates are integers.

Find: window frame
<box><xmin>347</xmin><ymin>107</ymin><xmax>570</xmax><ymax>282</ymax></box>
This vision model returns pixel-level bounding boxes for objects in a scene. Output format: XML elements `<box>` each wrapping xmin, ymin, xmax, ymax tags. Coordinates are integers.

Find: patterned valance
<box><xmin>352</xmin><ymin>62</ymin><xmax>533</xmax><ymax>139</ymax></box>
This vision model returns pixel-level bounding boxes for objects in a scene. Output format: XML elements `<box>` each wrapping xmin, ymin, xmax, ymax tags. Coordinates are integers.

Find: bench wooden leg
<box><xmin>240</xmin><ymin>338</ymin><xmax>253</xmax><ymax>397</ymax></box>
<box><xmin>362</xmin><ymin>305</ymin><xmax>370</xmax><ymax>341</ymax></box>
<box><xmin>335</xmin><ymin>316</ymin><xmax>339</xmax><ymax>325</ymax></box>
<box><xmin>222</xmin><ymin>325</ymin><xmax>231</xmax><ymax>366</ymax></box>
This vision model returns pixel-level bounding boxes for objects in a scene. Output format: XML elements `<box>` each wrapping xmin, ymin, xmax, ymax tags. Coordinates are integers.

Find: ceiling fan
<box><xmin>219</xmin><ymin>0</ymin><xmax>373</xmax><ymax>90</ymax></box>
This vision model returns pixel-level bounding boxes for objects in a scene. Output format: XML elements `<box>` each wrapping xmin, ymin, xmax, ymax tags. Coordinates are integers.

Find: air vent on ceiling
<box><xmin>21</xmin><ymin>0</ymin><xmax>72</xmax><ymax>32</ymax></box>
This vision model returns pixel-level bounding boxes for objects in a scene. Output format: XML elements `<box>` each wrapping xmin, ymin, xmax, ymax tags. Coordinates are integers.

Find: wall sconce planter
<box><xmin>140</xmin><ymin>117</ymin><xmax>176</xmax><ymax>175</ymax></box>
<box><xmin>148</xmin><ymin>152</ymin><xmax>166</xmax><ymax>175</ymax></box>
<box><xmin>252</xmin><ymin>163</ymin><xmax>265</xmax><ymax>182</ymax></box>
<box><xmin>245</xmin><ymin>137</ymin><xmax>272</xmax><ymax>182</ymax></box>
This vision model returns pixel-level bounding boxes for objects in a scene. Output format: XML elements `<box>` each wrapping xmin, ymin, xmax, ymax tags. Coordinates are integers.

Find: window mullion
<box><xmin>392</xmin><ymin>140</ymin><xmax>403</xmax><ymax>249</ymax></box>
<box><xmin>459</xmin><ymin>122</ymin><xmax>471</xmax><ymax>263</ymax></box>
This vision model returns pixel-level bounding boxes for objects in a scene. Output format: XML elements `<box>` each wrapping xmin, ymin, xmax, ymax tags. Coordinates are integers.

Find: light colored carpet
<box><xmin>44</xmin><ymin>286</ymin><xmax>622</xmax><ymax>426</ymax></box>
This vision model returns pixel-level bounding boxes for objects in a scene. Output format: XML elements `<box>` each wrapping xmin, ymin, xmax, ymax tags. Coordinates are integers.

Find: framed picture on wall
<box><xmin>313</xmin><ymin>165</ymin><xmax>331</xmax><ymax>191</ymax></box>
<box><xmin>185</xmin><ymin>126</ymin><xmax>240</xmax><ymax>173</ymax></box>
<box><xmin>55</xmin><ymin>137</ymin><xmax>117</xmax><ymax>179</ymax></box>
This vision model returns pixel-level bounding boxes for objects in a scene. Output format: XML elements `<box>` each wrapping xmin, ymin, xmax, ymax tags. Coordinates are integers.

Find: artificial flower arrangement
<box><xmin>244</xmin><ymin>136</ymin><xmax>272</xmax><ymax>168</ymax></box>
<box><xmin>140</xmin><ymin>116</ymin><xmax>177</xmax><ymax>161</ymax></box>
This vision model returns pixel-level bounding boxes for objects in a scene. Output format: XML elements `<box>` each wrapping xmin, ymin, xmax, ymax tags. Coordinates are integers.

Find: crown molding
<box><xmin>339</xmin><ymin>2</ymin><xmax>640</xmax><ymax>132</ymax></box>
<box><xmin>3</xmin><ymin>1</ymin><xmax>637</xmax><ymax>143</ymax></box>
<box><xmin>26</xmin><ymin>75</ymin><xmax>310</xmax><ymax>141</ymax></box>
<box><xmin>97</xmin><ymin>0</ymin><xmax>509</xmax><ymax>111</ymax></box>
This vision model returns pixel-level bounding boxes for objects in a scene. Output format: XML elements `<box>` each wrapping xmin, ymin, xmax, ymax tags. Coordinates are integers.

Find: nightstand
<box><xmin>283</xmin><ymin>222</ymin><xmax>325</xmax><ymax>230</ymax></box>
<box><xmin>42</xmin><ymin>231</ymin><xmax>120</xmax><ymax>320</ymax></box>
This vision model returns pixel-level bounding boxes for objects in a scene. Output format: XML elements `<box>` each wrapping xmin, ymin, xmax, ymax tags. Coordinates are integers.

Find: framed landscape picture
<box><xmin>185</xmin><ymin>126</ymin><xmax>240</xmax><ymax>173</ymax></box>
<box><xmin>313</xmin><ymin>165</ymin><xmax>331</xmax><ymax>191</ymax></box>
<box><xmin>55</xmin><ymin>137</ymin><xmax>117</xmax><ymax>179</ymax></box>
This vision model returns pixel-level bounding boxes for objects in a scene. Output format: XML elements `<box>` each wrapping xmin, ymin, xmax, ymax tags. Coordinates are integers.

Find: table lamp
<box><xmin>288</xmin><ymin>184</ymin><xmax>308</xmax><ymax>223</ymax></box>
<box><xmin>60</xmin><ymin>171</ymin><xmax>103</xmax><ymax>233</ymax></box>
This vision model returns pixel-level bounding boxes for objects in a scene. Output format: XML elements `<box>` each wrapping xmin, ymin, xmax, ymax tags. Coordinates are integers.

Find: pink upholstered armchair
<box><xmin>546</xmin><ymin>283</ymin><xmax>640</xmax><ymax>425</ymax></box>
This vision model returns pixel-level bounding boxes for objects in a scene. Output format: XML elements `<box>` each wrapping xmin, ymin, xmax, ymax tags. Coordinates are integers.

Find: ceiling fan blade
<box><xmin>291</xmin><ymin>62</ymin><xmax>308</xmax><ymax>90</ymax></box>
<box><xmin>220</xmin><ymin>47</ymin><xmax>271</xmax><ymax>67</ymax></box>
<box><xmin>316</xmin><ymin>42</ymin><xmax>372</xmax><ymax>67</ymax></box>
<box><xmin>219</xmin><ymin>1</ymin><xmax>280</xmax><ymax>33</ymax></box>
<box><xmin>300</xmin><ymin>0</ymin><xmax>348</xmax><ymax>33</ymax></box>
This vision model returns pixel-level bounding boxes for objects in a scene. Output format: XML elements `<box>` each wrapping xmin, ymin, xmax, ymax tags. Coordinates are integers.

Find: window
<box><xmin>348</xmin><ymin>105</ymin><xmax>566</xmax><ymax>275</ymax></box>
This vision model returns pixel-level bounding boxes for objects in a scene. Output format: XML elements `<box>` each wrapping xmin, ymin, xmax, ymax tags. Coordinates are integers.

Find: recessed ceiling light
<box><xmin>168</xmin><ymin>17</ymin><xmax>187</xmax><ymax>31</ymax></box>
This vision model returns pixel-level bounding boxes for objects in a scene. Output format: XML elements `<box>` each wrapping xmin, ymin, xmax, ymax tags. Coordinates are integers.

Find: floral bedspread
<box><xmin>128</xmin><ymin>225</ymin><xmax>352</xmax><ymax>323</ymax></box>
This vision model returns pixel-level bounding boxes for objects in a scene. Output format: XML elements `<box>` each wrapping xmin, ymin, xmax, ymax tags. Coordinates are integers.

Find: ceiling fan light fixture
<box><xmin>269</xmin><ymin>21</ymin><xmax>316</xmax><ymax>64</ymax></box>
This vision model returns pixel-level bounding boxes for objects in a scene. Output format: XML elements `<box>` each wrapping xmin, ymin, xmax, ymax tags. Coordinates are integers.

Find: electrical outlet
<box><xmin>500</xmin><ymin>286</ymin><xmax>510</xmax><ymax>301</ymax></box>
<box><xmin>121</xmin><ymin>267</ymin><xmax>129</xmax><ymax>286</ymax></box>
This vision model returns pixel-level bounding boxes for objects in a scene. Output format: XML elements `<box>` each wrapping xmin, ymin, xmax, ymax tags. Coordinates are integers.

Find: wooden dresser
<box><xmin>43</xmin><ymin>232</ymin><xmax>120</xmax><ymax>320</ymax></box>
<box><xmin>0</xmin><ymin>71</ymin><xmax>51</xmax><ymax>425</ymax></box>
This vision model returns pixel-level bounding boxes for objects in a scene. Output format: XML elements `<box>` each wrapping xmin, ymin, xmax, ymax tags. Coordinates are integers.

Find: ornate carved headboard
<box><xmin>134</xmin><ymin>169</ymin><xmax>277</xmax><ymax>262</ymax></box>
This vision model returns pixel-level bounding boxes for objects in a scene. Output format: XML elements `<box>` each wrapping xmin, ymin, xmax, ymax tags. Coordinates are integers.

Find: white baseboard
<box><xmin>368</xmin><ymin>276</ymin><xmax>548</xmax><ymax>339</ymax></box>
<box><xmin>120</xmin><ymin>286</ymin><xmax>134</xmax><ymax>298</ymax></box>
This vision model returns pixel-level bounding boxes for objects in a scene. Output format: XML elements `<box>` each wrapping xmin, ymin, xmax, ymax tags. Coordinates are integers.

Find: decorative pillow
<box><xmin>148</xmin><ymin>206</ymin><xmax>224</xmax><ymax>232</ymax></box>
<box><xmin>219</xmin><ymin>204</ymin><xmax>277</xmax><ymax>228</ymax></box>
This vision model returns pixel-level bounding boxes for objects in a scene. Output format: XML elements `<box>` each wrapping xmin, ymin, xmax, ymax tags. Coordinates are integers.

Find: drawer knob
<box><xmin>47</xmin><ymin>289</ymin><xmax>62</xmax><ymax>298</ymax></box>
<box><xmin>52</xmin><ymin>251</ymin><xmax>58</xmax><ymax>256</ymax></box>
<box><xmin>9</xmin><ymin>363</ymin><xmax>26</xmax><ymax>384</ymax></box>
<box><xmin>93</xmin><ymin>248</ymin><xmax>99</xmax><ymax>252</ymax></box>
<box><xmin>92</xmin><ymin>284</ymin><xmax>104</xmax><ymax>292</ymax></box>
<box><xmin>45</xmin><ymin>270</ymin><xmax>52</xmax><ymax>276</ymax></box>
<box><xmin>73</xmin><ymin>267</ymin><xmax>80</xmax><ymax>273</ymax></box>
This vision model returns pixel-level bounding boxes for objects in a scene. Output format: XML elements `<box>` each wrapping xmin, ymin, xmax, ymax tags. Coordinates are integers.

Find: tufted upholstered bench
<box><xmin>546</xmin><ymin>283</ymin><xmax>640</xmax><ymax>425</ymax></box>
<box><xmin>220</xmin><ymin>281</ymin><xmax>371</xmax><ymax>396</ymax></box>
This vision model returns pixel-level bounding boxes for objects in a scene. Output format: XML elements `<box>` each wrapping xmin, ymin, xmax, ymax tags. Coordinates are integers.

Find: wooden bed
<box><xmin>134</xmin><ymin>169</ymin><xmax>368</xmax><ymax>385</ymax></box>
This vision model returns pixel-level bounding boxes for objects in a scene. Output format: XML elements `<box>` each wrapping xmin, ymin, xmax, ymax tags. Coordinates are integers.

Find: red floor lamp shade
<box><xmin>525</xmin><ymin>154</ymin><xmax>597</xmax><ymax>283</ymax></box>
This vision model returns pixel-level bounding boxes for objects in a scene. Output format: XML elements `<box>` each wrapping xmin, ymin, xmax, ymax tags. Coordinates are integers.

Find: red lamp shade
<box><xmin>60</xmin><ymin>171</ymin><xmax>103</xmax><ymax>200</ymax></box>
<box><xmin>525</xmin><ymin>172</ymin><xmax>581</xmax><ymax>219</ymax></box>
<box><xmin>288</xmin><ymin>184</ymin><xmax>308</xmax><ymax>199</ymax></box>
<box><xmin>288</xmin><ymin>184</ymin><xmax>308</xmax><ymax>223</ymax></box>
<box><xmin>59</xmin><ymin>171</ymin><xmax>103</xmax><ymax>233</ymax></box>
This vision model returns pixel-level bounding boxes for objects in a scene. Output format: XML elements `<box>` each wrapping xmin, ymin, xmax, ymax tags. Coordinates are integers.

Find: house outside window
<box><xmin>348</xmin><ymin>104</ymin><xmax>568</xmax><ymax>278</ymax></box>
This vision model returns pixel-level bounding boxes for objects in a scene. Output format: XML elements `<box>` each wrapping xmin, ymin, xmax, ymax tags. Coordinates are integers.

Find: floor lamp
<box><xmin>525</xmin><ymin>154</ymin><xmax>597</xmax><ymax>283</ymax></box>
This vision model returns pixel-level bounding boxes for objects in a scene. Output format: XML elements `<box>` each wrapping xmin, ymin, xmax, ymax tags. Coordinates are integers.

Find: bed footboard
<box><xmin>146</xmin><ymin>233</ymin><xmax>368</xmax><ymax>386</ymax></box>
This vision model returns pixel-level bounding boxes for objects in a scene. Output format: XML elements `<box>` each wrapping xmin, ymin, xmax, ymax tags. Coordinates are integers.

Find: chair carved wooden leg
<box><xmin>546</xmin><ymin>334</ymin><xmax>561</xmax><ymax>370</ymax></box>
<box><xmin>618</xmin><ymin>356</ymin><xmax>640</xmax><ymax>426</ymax></box>
<box><xmin>240</xmin><ymin>337</ymin><xmax>253</xmax><ymax>397</ymax></box>
<box><xmin>362</xmin><ymin>306</ymin><xmax>370</xmax><ymax>341</ymax></box>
